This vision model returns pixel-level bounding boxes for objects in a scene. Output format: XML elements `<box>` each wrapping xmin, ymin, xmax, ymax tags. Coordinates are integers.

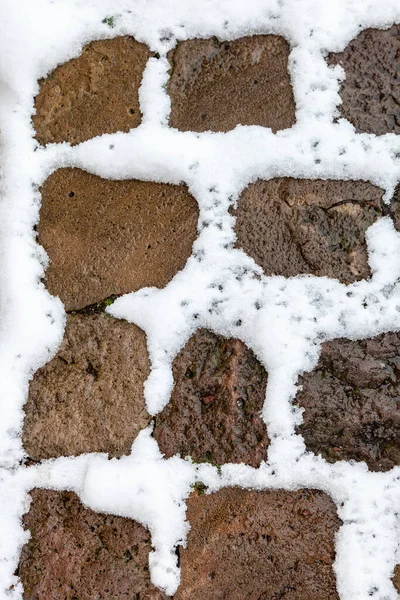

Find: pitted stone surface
<box><xmin>153</xmin><ymin>329</ymin><xmax>269</xmax><ymax>468</ymax></box>
<box><xmin>19</xmin><ymin>489</ymin><xmax>167</xmax><ymax>600</ymax></box>
<box><xmin>175</xmin><ymin>487</ymin><xmax>340</xmax><ymax>600</ymax></box>
<box><xmin>232</xmin><ymin>178</ymin><xmax>383</xmax><ymax>284</ymax></box>
<box><xmin>23</xmin><ymin>314</ymin><xmax>150</xmax><ymax>460</ymax></box>
<box><xmin>296</xmin><ymin>332</ymin><xmax>400</xmax><ymax>472</ymax></box>
<box><xmin>167</xmin><ymin>35</ymin><xmax>295</xmax><ymax>133</ymax></box>
<box><xmin>328</xmin><ymin>25</ymin><xmax>400</xmax><ymax>135</ymax></box>
<box><xmin>38</xmin><ymin>168</ymin><xmax>199</xmax><ymax>311</ymax></box>
<box><xmin>33</xmin><ymin>36</ymin><xmax>151</xmax><ymax>145</ymax></box>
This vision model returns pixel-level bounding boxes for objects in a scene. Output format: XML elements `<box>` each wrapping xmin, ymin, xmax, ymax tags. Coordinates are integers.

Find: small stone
<box><xmin>392</xmin><ymin>565</ymin><xmax>400</xmax><ymax>593</ymax></box>
<box><xmin>328</xmin><ymin>25</ymin><xmax>400</xmax><ymax>136</ymax></box>
<box><xmin>18</xmin><ymin>489</ymin><xmax>167</xmax><ymax>600</ymax></box>
<box><xmin>33</xmin><ymin>36</ymin><xmax>151</xmax><ymax>145</ymax></box>
<box><xmin>232</xmin><ymin>178</ymin><xmax>383</xmax><ymax>284</ymax></box>
<box><xmin>38</xmin><ymin>168</ymin><xmax>199</xmax><ymax>311</ymax></box>
<box><xmin>167</xmin><ymin>35</ymin><xmax>295</xmax><ymax>133</ymax></box>
<box><xmin>296</xmin><ymin>332</ymin><xmax>400</xmax><ymax>471</ymax></box>
<box><xmin>175</xmin><ymin>487</ymin><xmax>341</xmax><ymax>600</ymax></box>
<box><xmin>23</xmin><ymin>314</ymin><xmax>151</xmax><ymax>460</ymax></box>
<box><xmin>153</xmin><ymin>329</ymin><xmax>269</xmax><ymax>468</ymax></box>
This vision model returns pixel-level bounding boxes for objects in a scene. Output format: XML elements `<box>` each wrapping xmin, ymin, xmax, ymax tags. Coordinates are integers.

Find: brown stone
<box><xmin>175</xmin><ymin>487</ymin><xmax>340</xmax><ymax>600</ymax></box>
<box><xmin>153</xmin><ymin>329</ymin><xmax>269</xmax><ymax>468</ymax></box>
<box><xmin>167</xmin><ymin>36</ymin><xmax>295</xmax><ymax>133</ymax></box>
<box><xmin>38</xmin><ymin>168</ymin><xmax>199</xmax><ymax>311</ymax></box>
<box><xmin>34</xmin><ymin>36</ymin><xmax>151</xmax><ymax>146</ymax></box>
<box><xmin>18</xmin><ymin>489</ymin><xmax>167</xmax><ymax>600</ymax></box>
<box><xmin>392</xmin><ymin>565</ymin><xmax>400</xmax><ymax>592</ymax></box>
<box><xmin>23</xmin><ymin>313</ymin><xmax>150</xmax><ymax>460</ymax></box>
<box><xmin>296</xmin><ymin>332</ymin><xmax>400</xmax><ymax>472</ymax></box>
<box><xmin>232</xmin><ymin>178</ymin><xmax>383</xmax><ymax>284</ymax></box>
<box><xmin>328</xmin><ymin>25</ymin><xmax>400</xmax><ymax>135</ymax></box>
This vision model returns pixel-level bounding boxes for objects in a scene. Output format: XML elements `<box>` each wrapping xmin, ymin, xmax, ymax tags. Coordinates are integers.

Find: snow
<box><xmin>1</xmin><ymin>0</ymin><xmax>400</xmax><ymax>598</ymax></box>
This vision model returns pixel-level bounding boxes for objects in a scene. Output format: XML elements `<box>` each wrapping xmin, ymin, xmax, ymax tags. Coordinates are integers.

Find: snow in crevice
<box><xmin>2</xmin><ymin>1</ymin><xmax>400</xmax><ymax>599</ymax></box>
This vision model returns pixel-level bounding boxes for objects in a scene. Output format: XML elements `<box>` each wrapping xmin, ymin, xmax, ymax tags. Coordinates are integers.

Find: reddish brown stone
<box><xmin>38</xmin><ymin>168</ymin><xmax>199</xmax><ymax>311</ymax></box>
<box><xmin>23</xmin><ymin>314</ymin><xmax>150</xmax><ymax>460</ymax></box>
<box><xmin>296</xmin><ymin>332</ymin><xmax>400</xmax><ymax>472</ymax></box>
<box><xmin>175</xmin><ymin>487</ymin><xmax>340</xmax><ymax>600</ymax></box>
<box><xmin>392</xmin><ymin>565</ymin><xmax>400</xmax><ymax>592</ymax></box>
<box><xmin>153</xmin><ymin>329</ymin><xmax>269</xmax><ymax>468</ymax></box>
<box><xmin>34</xmin><ymin>36</ymin><xmax>151</xmax><ymax>146</ymax></box>
<box><xmin>232</xmin><ymin>178</ymin><xmax>383</xmax><ymax>284</ymax></box>
<box><xmin>18</xmin><ymin>489</ymin><xmax>167</xmax><ymax>600</ymax></box>
<box><xmin>167</xmin><ymin>36</ymin><xmax>295</xmax><ymax>133</ymax></box>
<box><xmin>328</xmin><ymin>25</ymin><xmax>400</xmax><ymax>135</ymax></box>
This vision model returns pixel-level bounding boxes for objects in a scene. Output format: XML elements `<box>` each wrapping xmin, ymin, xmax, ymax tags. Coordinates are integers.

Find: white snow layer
<box><xmin>1</xmin><ymin>0</ymin><xmax>400</xmax><ymax>598</ymax></box>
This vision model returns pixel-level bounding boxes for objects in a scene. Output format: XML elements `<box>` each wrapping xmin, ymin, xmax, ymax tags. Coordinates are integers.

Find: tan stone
<box><xmin>23</xmin><ymin>314</ymin><xmax>150</xmax><ymax>459</ymax></box>
<box><xmin>232</xmin><ymin>178</ymin><xmax>383</xmax><ymax>284</ymax></box>
<box><xmin>38</xmin><ymin>168</ymin><xmax>199</xmax><ymax>310</ymax></box>
<box><xmin>167</xmin><ymin>35</ymin><xmax>295</xmax><ymax>132</ymax></box>
<box><xmin>34</xmin><ymin>36</ymin><xmax>151</xmax><ymax>145</ymax></box>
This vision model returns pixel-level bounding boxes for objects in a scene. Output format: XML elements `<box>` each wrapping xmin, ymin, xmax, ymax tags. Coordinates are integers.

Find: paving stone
<box><xmin>296</xmin><ymin>332</ymin><xmax>400</xmax><ymax>472</ymax></box>
<box><xmin>232</xmin><ymin>178</ymin><xmax>383</xmax><ymax>284</ymax></box>
<box><xmin>153</xmin><ymin>329</ymin><xmax>269</xmax><ymax>468</ymax></box>
<box><xmin>167</xmin><ymin>35</ymin><xmax>295</xmax><ymax>133</ymax></box>
<box><xmin>23</xmin><ymin>313</ymin><xmax>150</xmax><ymax>460</ymax></box>
<box><xmin>328</xmin><ymin>25</ymin><xmax>400</xmax><ymax>135</ymax></box>
<box><xmin>175</xmin><ymin>487</ymin><xmax>340</xmax><ymax>600</ymax></box>
<box><xmin>18</xmin><ymin>489</ymin><xmax>167</xmax><ymax>600</ymax></box>
<box><xmin>38</xmin><ymin>168</ymin><xmax>199</xmax><ymax>311</ymax></box>
<box><xmin>33</xmin><ymin>36</ymin><xmax>151</xmax><ymax>145</ymax></box>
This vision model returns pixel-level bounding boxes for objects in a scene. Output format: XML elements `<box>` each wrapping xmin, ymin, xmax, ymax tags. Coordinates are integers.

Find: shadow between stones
<box><xmin>153</xmin><ymin>329</ymin><xmax>269</xmax><ymax>468</ymax></box>
<box><xmin>167</xmin><ymin>35</ymin><xmax>296</xmax><ymax>133</ymax></box>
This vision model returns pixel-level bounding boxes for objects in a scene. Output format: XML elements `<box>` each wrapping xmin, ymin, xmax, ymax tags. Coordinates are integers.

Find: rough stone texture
<box><xmin>296</xmin><ymin>332</ymin><xmax>400</xmax><ymax>472</ymax></box>
<box><xmin>34</xmin><ymin>36</ymin><xmax>151</xmax><ymax>145</ymax></box>
<box><xmin>19</xmin><ymin>489</ymin><xmax>167</xmax><ymax>600</ymax></box>
<box><xmin>153</xmin><ymin>329</ymin><xmax>269</xmax><ymax>468</ymax></box>
<box><xmin>23</xmin><ymin>314</ymin><xmax>150</xmax><ymax>460</ymax></box>
<box><xmin>167</xmin><ymin>35</ymin><xmax>295</xmax><ymax>133</ymax></box>
<box><xmin>392</xmin><ymin>565</ymin><xmax>400</xmax><ymax>592</ymax></box>
<box><xmin>328</xmin><ymin>25</ymin><xmax>400</xmax><ymax>135</ymax></box>
<box><xmin>38</xmin><ymin>168</ymin><xmax>199</xmax><ymax>311</ymax></box>
<box><xmin>175</xmin><ymin>487</ymin><xmax>341</xmax><ymax>600</ymax></box>
<box><xmin>232</xmin><ymin>178</ymin><xmax>383</xmax><ymax>284</ymax></box>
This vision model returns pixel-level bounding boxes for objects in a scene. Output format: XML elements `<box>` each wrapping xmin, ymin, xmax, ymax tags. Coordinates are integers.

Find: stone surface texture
<box><xmin>167</xmin><ymin>35</ymin><xmax>295</xmax><ymax>133</ymax></box>
<box><xmin>23</xmin><ymin>314</ymin><xmax>150</xmax><ymax>460</ymax></box>
<box><xmin>34</xmin><ymin>36</ymin><xmax>151</xmax><ymax>145</ymax></box>
<box><xmin>232</xmin><ymin>178</ymin><xmax>383</xmax><ymax>283</ymax></box>
<box><xmin>296</xmin><ymin>332</ymin><xmax>400</xmax><ymax>471</ymax></box>
<box><xmin>153</xmin><ymin>329</ymin><xmax>269</xmax><ymax>468</ymax></box>
<box><xmin>175</xmin><ymin>487</ymin><xmax>341</xmax><ymax>600</ymax></box>
<box><xmin>328</xmin><ymin>25</ymin><xmax>400</xmax><ymax>135</ymax></box>
<box><xmin>38</xmin><ymin>168</ymin><xmax>199</xmax><ymax>311</ymax></box>
<box><xmin>19</xmin><ymin>489</ymin><xmax>167</xmax><ymax>600</ymax></box>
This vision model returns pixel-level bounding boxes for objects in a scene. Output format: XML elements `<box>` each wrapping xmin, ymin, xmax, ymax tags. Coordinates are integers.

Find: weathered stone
<box><xmin>38</xmin><ymin>168</ymin><xmax>199</xmax><ymax>311</ymax></box>
<box><xmin>18</xmin><ymin>489</ymin><xmax>167</xmax><ymax>600</ymax></box>
<box><xmin>296</xmin><ymin>332</ymin><xmax>400</xmax><ymax>472</ymax></box>
<box><xmin>23</xmin><ymin>314</ymin><xmax>150</xmax><ymax>460</ymax></box>
<box><xmin>175</xmin><ymin>487</ymin><xmax>340</xmax><ymax>600</ymax></box>
<box><xmin>167</xmin><ymin>36</ymin><xmax>295</xmax><ymax>133</ymax></box>
<box><xmin>328</xmin><ymin>25</ymin><xmax>400</xmax><ymax>135</ymax></box>
<box><xmin>34</xmin><ymin>36</ymin><xmax>151</xmax><ymax>145</ymax></box>
<box><xmin>392</xmin><ymin>565</ymin><xmax>400</xmax><ymax>593</ymax></box>
<box><xmin>153</xmin><ymin>329</ymin><xmax>269</xmax><ymax>468</ymax></box>
<box><xmin>232</xmin><ymin>178</ymin><xmax>383</xmax><ymax>284</ymax></box>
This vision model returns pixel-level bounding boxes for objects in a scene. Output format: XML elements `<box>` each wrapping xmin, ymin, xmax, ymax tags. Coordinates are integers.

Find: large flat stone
<box><xmin>38</xmin><ymin>168</ymin><xmax>199</xmax><ymax>310</ymax></box>
<box><xmin>23</xmin><ymin>314</ymin><xmax>150</xmax><ymax>460</ymax></box>
<box><xmin>175</xmin><ymin>487</ymin><xmax>340</xmax><ymax>600</ymax></box>
<box><xmin>232</xmin><ymin>178</ymin><xmax>383</xmax><ymax>283</ymax></box>
<box><xmin>34</xmin><ymin>36</ymin><xmax>151</xmax><ymax>145</ymax></box>
<box><xmin>167</xmin><ymin>36</ymin><xmax>295</xmax><ymax>132</ymax></box>
<box><xmin>153</xmin><ymin>329</ymin><xmax>269</xmax><ymax>468</ymax></box>
<box><xmin>296</xmin><ymin>333</ymin><xmax>400</xmax><ymax>471</ymax></box>
<box><xmin>18</xmin><ymin>489</ymin><xmax>167</xmax><ymax>600</ymax></box>
<box><xmin>328</xmin><ymin>25</ymin><xmax>400</xmax><ymax>135</ymax></box>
